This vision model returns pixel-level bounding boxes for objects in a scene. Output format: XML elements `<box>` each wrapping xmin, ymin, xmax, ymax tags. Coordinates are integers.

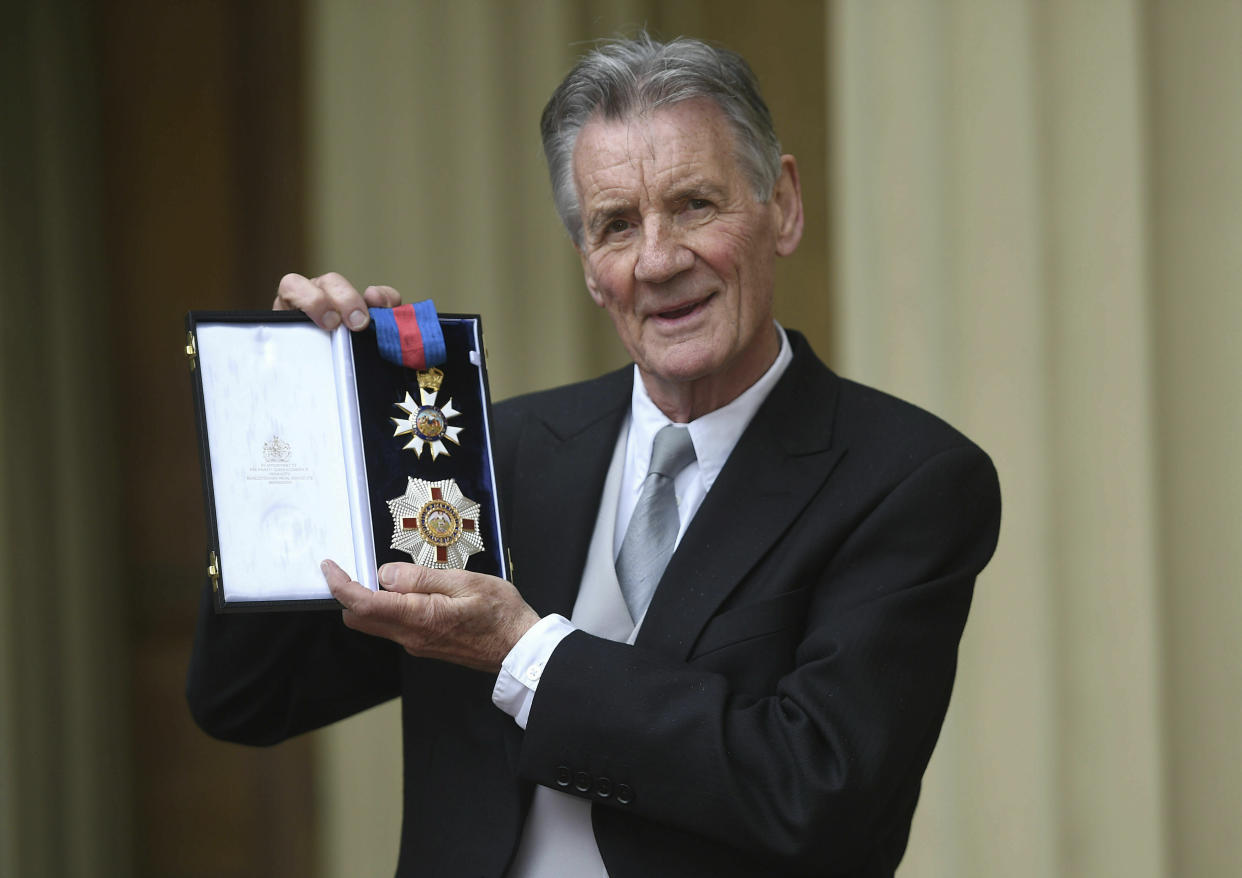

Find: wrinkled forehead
<box><xmin>571</xmin><ymin>99</ymin><xmax>741</xmax><ymax>198</ymax></box>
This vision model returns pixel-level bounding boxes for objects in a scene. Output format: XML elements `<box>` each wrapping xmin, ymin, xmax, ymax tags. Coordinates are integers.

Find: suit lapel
<box><xmin>505</xmin><ymin>368</ymin><xmax>631</xmax><ymax>618</ymax></box>
<box><xmin>501</xmin><ymin>368</ymin><xmax>630</xmax><ymax>779</ymax></box>
<box><xmin>636</xmin><ymin>335</ymin><xmax>846</xmax><ymax>659</ymax></box>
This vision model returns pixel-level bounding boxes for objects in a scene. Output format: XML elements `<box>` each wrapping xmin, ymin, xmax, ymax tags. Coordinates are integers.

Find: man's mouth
<box><xmin>653</xmin><ymin>294</ymin><xmax>713</xmax><ymax>321</ymax></box>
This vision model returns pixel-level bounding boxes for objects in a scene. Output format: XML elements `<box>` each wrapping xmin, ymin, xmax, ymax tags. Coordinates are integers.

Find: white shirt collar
<box><xmin>627</xmin><ymin>322</ymin><xmax>793</xmax><ymax>493</ymax></box>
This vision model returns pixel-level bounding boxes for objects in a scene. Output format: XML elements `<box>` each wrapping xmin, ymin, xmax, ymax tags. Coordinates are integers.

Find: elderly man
<box><xmin>189</xmin><ymin>34</ymin><xmax>1000</xmax><ymax>877</ymax></box>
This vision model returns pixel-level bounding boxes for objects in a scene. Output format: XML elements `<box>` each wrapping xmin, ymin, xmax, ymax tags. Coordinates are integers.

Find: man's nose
<box><xmin>634</xmin><ymin>219</ymin><xmax>693</xmax><ymax>283</ymax></box>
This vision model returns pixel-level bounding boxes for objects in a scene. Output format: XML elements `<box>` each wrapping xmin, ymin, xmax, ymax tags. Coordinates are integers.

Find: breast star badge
<box><xmin>391</xmin><ymin>367</ymin><xmax>462</xmax><ymax>459</ymax></box>
<box><xmin>386</xmin><ymin>477</ymin><xmax>483</xmax><ymax>569</ymax></box>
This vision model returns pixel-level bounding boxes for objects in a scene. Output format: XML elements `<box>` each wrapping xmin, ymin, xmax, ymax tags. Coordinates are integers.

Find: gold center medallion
<box><xmin>391</xmin><ymin>368</ymin><xmax>462</xmax><ymax>459</ymax></box>
<box><xmin>386</xmin><ymin>477</ymin><xmax>483</xmax><ymax>569</ymax></box>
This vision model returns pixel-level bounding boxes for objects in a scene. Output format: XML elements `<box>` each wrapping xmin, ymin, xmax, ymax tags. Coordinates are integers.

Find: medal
<box><xmin>386</xmin><ymin>477</ymin><xmax>483</xmax><ymax>569</ymax></box>
<box><xmin>391</xmin><ymin>367</ymin><xmax>462</xmax><ymax>459</ymax></box>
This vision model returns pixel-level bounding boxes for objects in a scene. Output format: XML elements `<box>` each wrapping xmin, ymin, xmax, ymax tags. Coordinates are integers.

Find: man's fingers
<box><xmin>324</xmin><ymin>561</ymin><xmax>537</xmax><ymax>671</ymax></box>
<box><xmin>273</xmin><ymin>272</ymin><xmax>404</xmax><ymax>331</ymax></box>
<box><xmin>378</xmin><ymin>562</ymin><xmax>454</xmax><ymax>596</ymax></box>
<box><xmin>364</xmin><ymin>284</ymin><xmax>402</xmax><ymax>308</ymax></box>
<box><xmin>275</xmin><ymin>271</ymin><xmax>344</xmax><ymax>329</ymax></box>
<box><xmin>321</xmin><ymin>559</ymin><xmax>372</xmax><ymax>608</ymax></box>
<box><xmin>314</xmin><ymin>272</ymin><xmax>370</xmax><ymax>331</ymax></box>
<box><xmin>323</xmin><ymin>559</ymin><xmax>423</xmax><ymax>639</ymax></box>
<box><xmin>274</xmin><ymin>272</ymin><xmax>317</xmax><ymax>312</ymax></box>
<box><xmin>273</xmin><ymin>271</ymin><xmax>374</xmax><ymax>332</ymax></box>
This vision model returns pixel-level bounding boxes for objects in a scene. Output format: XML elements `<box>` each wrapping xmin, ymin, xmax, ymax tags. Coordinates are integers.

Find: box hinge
<box><xmin>208</xmin><ymin>550</ymin><xmax>220</xmax><ymax>594</ymax></box>
<box><xmin>185</xmin><ymin>330</ymin><xmax>198</xmax><ymax>370</ymax></box>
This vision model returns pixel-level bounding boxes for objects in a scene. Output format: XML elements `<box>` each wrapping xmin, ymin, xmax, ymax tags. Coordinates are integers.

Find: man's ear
<box><xmin>772</xmin><ymin>155</ymin><xmax>804</xmax><ymax>257</ymax></box>
<box><xmin>577</xmin><ymin>246</ymin><xmax>606</xmax><ymax>307</ymax></box>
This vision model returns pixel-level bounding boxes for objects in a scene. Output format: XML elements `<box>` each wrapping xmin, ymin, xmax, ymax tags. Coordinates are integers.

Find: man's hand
<box><xmin>321</xmin><ymin>559</ymin><xmax>541</xmax><ymax>674</ymax></box>
<box><xmin>274</xmin><ymin>272</ymin><xmax>402</xmax><ymax>331</ymax></box>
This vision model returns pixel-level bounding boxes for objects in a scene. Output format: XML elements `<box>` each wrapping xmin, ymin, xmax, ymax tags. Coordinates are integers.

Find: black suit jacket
<box><xmin>187</xmin><ymin>331</ymin><xmax>1001</xmax><ymax>877</ymax></box>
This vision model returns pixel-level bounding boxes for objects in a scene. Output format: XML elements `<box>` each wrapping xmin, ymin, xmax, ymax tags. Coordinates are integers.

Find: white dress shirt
<box><xmin>492</xmin><ymin>324</ymin><xmax>793</xmax><ymax>727</ymax></box>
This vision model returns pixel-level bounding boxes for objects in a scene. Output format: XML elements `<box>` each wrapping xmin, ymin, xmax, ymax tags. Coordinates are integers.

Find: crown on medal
<box><xmin>417</xmin><ymin>367</ymin><xmax>444</xmax><ymax>391</ymax></box>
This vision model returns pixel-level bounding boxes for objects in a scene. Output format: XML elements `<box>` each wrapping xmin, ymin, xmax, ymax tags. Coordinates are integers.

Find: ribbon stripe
<box><xmin>392</xmin><ymin>306</ymin><xmax>426</xmax><ymax>367</ymax></box>
<box><xmin>412</xmin><ymin>299</ymin><xmax>446</xmax><ymax>366</ymax></box>
<box><xmin>369</xmin><ymin>299</ymin><xmax>445</xmax><ymax>369</ymax></box>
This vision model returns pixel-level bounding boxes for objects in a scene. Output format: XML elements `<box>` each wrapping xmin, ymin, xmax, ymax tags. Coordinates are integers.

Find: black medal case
<box><xmin>185</xmin><ymin>310</ymin><xmax>509</xmax><ymax>611</ymax></box>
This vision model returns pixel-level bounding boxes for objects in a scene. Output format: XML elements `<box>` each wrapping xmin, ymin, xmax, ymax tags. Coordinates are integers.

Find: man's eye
<box><xmin>687</xmin><ymin>198</ymin><xmax>712</xmax><ymax>211</ymax></box>
<box><xmin>606</xmin><ymin>219</ymin><xmax>631</xmax><ymax>234</ymax></box>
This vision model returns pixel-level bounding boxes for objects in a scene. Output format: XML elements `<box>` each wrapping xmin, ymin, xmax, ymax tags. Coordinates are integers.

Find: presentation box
<box><xmin>185</xmin><ymin>310</ymin><xmax>508</xmax><ymax>611</ymax></box>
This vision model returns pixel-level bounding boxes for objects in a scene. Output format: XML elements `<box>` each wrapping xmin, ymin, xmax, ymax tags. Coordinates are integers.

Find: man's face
<box><xmin>572</xmin><ymin>98</ymin><xmax>802</xmax><ymax>416</ymax></box>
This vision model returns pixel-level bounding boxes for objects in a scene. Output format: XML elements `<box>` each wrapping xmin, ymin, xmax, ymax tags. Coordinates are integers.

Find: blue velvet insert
<box><xmin>351</xmin><ymin>317</ymin><xmax>506</xmax><ymax>580</ymax></box>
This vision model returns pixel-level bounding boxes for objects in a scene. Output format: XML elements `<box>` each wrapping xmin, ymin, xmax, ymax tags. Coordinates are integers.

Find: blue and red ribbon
<box><xmin>369</xmin><ymin>300</ymin><xmax>446</xmax><ymax>369</ymax></box>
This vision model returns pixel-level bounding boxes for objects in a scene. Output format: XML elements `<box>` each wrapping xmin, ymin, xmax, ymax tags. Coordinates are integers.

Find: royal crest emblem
<box><xmin>262</xmin><ymin>435</ymin><xmax>292</xmax><ymax>462</ymax></box>
<box><xmin>391</xmin><ymin>368</ymin><xmax>462</xmax><ymax>459</ymax></box>
<box><xmin>386</xmin><ymin>477</ymin><xmax>483</xmax><ymax>569</ymax></box>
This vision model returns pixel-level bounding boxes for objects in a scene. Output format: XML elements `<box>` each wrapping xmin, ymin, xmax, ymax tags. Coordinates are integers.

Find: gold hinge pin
<box><xmin>208</xmin><ymin>550</ymin><xmax>220</xmax><ymax>594</ymax></box>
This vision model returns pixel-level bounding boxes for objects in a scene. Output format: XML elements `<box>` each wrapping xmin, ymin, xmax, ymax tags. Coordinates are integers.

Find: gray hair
<box><xmin>540</xmin><ymin>32</ymin><xmax>783</xmax><ymax>246</ymax></box>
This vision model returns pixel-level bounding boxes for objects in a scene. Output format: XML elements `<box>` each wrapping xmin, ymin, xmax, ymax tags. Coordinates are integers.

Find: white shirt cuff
<box><xmin>491</xmin><ymin>613</ymin><xmax>576</xmax><ymax>729</ymax></box>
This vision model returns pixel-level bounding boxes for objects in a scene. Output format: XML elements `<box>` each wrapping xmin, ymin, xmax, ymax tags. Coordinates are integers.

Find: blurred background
<box><xmin>1</xmin><ymin>0</ymin><xmax>1238</xmax><ymax>876</ymax></box>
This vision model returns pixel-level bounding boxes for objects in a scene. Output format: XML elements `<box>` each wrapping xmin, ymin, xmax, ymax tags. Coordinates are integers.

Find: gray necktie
<box><xmin>615</xmin><ymin>424</ymin><xmax>697</xmax><ymax>621</ymax></box>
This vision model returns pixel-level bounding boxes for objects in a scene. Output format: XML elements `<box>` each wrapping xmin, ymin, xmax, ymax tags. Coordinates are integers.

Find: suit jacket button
<box><xmin>594</xmin><ymin>777</ymin><xmax>612</xmax><ymax>799</ymax></box>
<box><xmin>573</xmin><ymin>770</ymin><xmax>591</xmax><ymax>792</ymax></box>
<box><xmin>555</xmin><ymin>766</ymin><xmax>571</xmax><ymax>787</ymax></box>
<box><xmin>616</xmin><ymin>783</ymin><xmax>634</xmax><ymax>804</ymax></box>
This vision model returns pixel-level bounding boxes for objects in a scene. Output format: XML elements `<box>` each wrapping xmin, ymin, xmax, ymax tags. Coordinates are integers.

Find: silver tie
<box><xmin>615</xmin><ymin>424</ymin><xmax>697</xmax><ymax>621</ymax></box>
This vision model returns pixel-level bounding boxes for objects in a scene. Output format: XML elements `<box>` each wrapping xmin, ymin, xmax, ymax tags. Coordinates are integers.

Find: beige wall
<box><xmin>311</xmin><ymin>1</ymin><xmax>1242</xmax><ymax>875</ymax></box>
<box><xmin>833</xmin><ymin>1</ymin><xmax>1241</xmax><ymax>876</ymax></box>
<box><xmin>1147</xmin><ymin>4</ymin><xmax>1242</xmax><ymax>875</ymax></box>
